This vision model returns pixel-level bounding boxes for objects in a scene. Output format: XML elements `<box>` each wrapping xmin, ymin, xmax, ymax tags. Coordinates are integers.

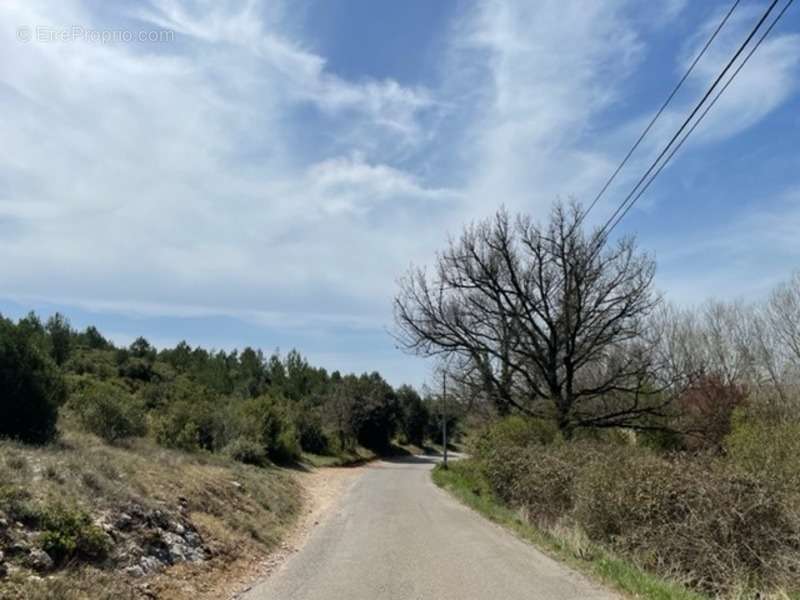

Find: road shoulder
<box><xmin>231</xmin><ymin>465</ymin><xmax>364</xmax><ymax>599</ymax></box>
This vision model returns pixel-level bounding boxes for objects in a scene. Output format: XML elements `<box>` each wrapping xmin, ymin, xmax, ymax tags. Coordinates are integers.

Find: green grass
<box><xmin>432</xmin><ymin>461</ymin><xmax>706</xmax><ymax>600</ymax></box>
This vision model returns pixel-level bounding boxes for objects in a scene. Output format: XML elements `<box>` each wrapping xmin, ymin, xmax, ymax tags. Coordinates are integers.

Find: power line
<box><xmin>597</xmin><ymin>0</ymin><xmax>782</xmax><ymax>238</ymax></box>
<box><xmin>603</xmin><ymin>0</ymin><xmax>796</xmax><ymax>237</ymax></box>
<box><xmin>577</xmin><ymin>0</ymin><xmax>742</xmax><ymax>228</ymax></box>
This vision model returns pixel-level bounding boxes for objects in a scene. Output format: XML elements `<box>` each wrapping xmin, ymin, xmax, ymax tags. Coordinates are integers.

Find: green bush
<box><xmin>38</xmin><ymin>503</ymin><xmax>110</xmax><ymax>564</ymax></box>
<box><xmin>725</xmin><ymin>412</ymin><xmax>800</xmax><ymax>493</ymax></box>
<box><xmin>472</xmin><ymin>415</ymin><xmax>560</xmax><ymax>461</ymax></box>
<box><xmin>294</xmin><ymin>408</ymin><xmax>331</xmax><ymax>454</ymax></box>
<box><xmin>152</xmin><ymin>398</ymin><xmax>222</xmax><ymax>452</ymax></box>
<box><xmin>223</xmin><ymin>437</ymin><xmax>268</xmax><ymax>466</ymax></box>
<box><xmin>0</xmin><ymin>317</ymin><xmax>67</xmax><ymax>444</ymax></box>
<box><xmin>70</xmin><ymin>380</ymin><xmax>146</xmax><ymax>443</ymax></box>
<box><xmin>231</xmin><ymin>395</ymin><xmax>301</xmax><ymax>463</ymax></box>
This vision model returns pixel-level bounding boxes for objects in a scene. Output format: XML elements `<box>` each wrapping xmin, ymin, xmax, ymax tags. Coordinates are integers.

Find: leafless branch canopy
<box><xmin>394</xmin><ymin>202</ymin><xmax>664</xmax><ymax>435</ymax></box>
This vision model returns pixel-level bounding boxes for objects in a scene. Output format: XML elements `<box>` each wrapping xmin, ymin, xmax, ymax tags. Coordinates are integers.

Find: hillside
<box><xmin>0</xmin><ymin>311</ymin><xmax>435</xmax><ymax>599</ymax></box>
<box><xmin>0</xmin><ymin>423</ymin><xmax>301</xmax><ymax>599</ymax></box>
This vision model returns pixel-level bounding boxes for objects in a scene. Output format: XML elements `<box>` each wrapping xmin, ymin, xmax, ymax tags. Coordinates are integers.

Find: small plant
<box><xmin>38</xmin><ymin>503</ymin><xmax>110</xmax><ymax>564</ymax></box>
<box><xmin>0</xmin><ymin>484</ymin><xmax>38</xmax><ymax>524</ymax></box>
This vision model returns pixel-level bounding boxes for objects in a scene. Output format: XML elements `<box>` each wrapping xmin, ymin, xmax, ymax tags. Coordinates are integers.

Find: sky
<box><xmin>1</xmin><ymin>0</ymin><xmax>799</xmax><ymax>387</ymax></box>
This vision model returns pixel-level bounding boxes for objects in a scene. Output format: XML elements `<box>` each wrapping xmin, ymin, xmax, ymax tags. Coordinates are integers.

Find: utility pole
<box><xmin>441</xmin><ymin>371</ymin><xmax>448</xmax><ymax>469</ymax></box>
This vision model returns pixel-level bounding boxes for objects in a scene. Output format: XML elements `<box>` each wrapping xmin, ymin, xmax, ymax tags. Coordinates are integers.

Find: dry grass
<box><xmin>0</xmin><ymin>423</ymin><xmax>302</xmax><ymax>599</ymax></box>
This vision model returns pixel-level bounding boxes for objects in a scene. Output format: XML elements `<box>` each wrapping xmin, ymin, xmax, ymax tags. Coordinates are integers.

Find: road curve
<box><xmin>244</xmin><ymin>456</ymin><xmax>616</xmax><ymax>600</ymax></box>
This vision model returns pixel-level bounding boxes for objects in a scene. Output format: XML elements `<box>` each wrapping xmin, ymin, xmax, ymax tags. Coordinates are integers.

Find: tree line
<box><xmin>0</xmin><ymin>313</ymin><xmax>446</xmax><ymax>463</ymax></box>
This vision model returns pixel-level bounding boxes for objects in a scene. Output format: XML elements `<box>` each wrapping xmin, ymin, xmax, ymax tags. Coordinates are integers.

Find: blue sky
<box><xmin>1</xmin><ymin>0</ymin><xmax>799</xmax><ymax>386</ymax></box>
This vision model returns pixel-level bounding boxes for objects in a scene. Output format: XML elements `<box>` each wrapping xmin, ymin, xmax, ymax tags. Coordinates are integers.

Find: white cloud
<box><xmin>0</xmin><ymin>0</ymin><xmax>450</xmax><ymax>329</ymax></box>
<box><xmin>136</xmin><ymin>0</ymin><xmax>435</xmax><ymax>145</ymax></box>
<box><xmin>1</xmin><ymin>0</ymin><xmax>798</xmax><ymax>383</ymax></box>
<box><xmin>676</xmin><ymin>3</ymin><xmax>800</xmax><ymax>144</ymax></box>
<box><xmin>442</xmin><ymin>0</ymin><xmax>645</xmax><ymax>221</ymax></box>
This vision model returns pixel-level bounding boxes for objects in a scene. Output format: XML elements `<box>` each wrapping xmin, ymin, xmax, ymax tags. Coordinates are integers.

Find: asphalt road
<box><xmin>244</xmin><ymin>456</ymin><xmax>616</xmax><ymax>600</ymax></box>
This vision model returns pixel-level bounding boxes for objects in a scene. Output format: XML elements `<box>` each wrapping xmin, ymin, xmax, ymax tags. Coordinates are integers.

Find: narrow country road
<box><xmin>243</xmin><ymin>456</ymin><xmax>616</xmax><ymax>600</ymax></box>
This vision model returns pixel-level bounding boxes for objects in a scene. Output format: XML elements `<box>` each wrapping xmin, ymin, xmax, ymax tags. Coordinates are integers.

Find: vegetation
<box><xmin>407</xmin><ymin>205</ymin><xmax>800</xmax><ymax>598</ymax></box>
<box><xmin>395</xmin><ymin>202</ymin><xmax>664</xmax><ymax>436</ymax></box>
<box><xmin>0</xmin><ymin>312</ymin><xmax>441</xmax><ymax>461</ymax></box>
<box><xmin>433</xmin><ymin>461</ymin><xmax>704</xmax><ymax>600</ymax></box>
<box><xmin>0</xmin><ymin>428</ymin><xmax>301</xmax><ymax>599</ymax></box>
<box><xmin>0</xmin><ymin>310</ymin><xmax>442</xmax><ymax>598</ymax></box>
<box><xmin>447</xmin><ymin>415</ymin><xmax>800</xmax><ymax>597</ymax></box>
<box><xmin>0</xmin><ymin>316</ymin><xmax>66</xmax><ymax>444</ymax></box>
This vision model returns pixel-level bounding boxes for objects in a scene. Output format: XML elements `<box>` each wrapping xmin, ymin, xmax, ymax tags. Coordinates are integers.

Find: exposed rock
<box><xmin>139</xmin><ymin>555</ymin><xmax>164</xmax><ymax>575</ymax></box>
<box><xmin>6</xmin><ymin>540</ymin><xmax>28</xmax><ymax>557</ymax></box>
<box><xmin>183</xmin><ymin>530</ymin><xmax>201</xmax><ymax>547</ymax></box>
<box><xmin>27</xmin><ymin>548</ymin><xmax>54</xmax><ymax>572</ymax></box>
<box><xmin>125</xmin><ymin>565</ymin><xmax>145</xmax><ymax>578</ymax></box>
<box><xmin>115</xmin><ymin>512</ymin><xmax>133</xmax><ymax>531</ymax></box>
<box><xmin>147</xmin><ymin>509</ymin><xmax>170</xmax><ymax>530</ymax></box>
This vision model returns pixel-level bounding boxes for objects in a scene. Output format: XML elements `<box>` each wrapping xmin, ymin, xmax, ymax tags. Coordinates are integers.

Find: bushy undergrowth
<box><xmin>0</xmin><ymin>317</ymin><xmax>66</xmax><ymax>443</ymax></box>
<box><xmin>37</xmin><ymin>503</ymin><xmax>111</xmax><ymax>564</ymax></box>
<box><xmin>725</xmin><ymin>412</ymin><xmax>800</xmax><ymax>493</ymax></box>
<box><xmin>222</xmin><ymin>437</ymin><xmax>268</xmax><ymax>466</ymax></box>
<box><xmin>1</xmin><ymin>313</ymin><xmax>443</xmax><ymax>469</ymax></box>
<box><xmin>469</xmin><ymin>415</ymin><xmax>800</xmax><ymax>597</ymax></box>
<box><xmin>69</xmin><ymin>380</ymin><xmax>146</xmax><ymax>443</ymax></box>
<box><xmin>0</xmin><ymin>428</ymin><xmax>303</xmax><ymax>599</ymax></box>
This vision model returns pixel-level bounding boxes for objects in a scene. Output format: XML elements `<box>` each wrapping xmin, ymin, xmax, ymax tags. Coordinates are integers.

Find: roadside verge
<box><xmin>432</xmin><ymin>462</ymin><xmax>705</xmax><ymax>600</ymax></box>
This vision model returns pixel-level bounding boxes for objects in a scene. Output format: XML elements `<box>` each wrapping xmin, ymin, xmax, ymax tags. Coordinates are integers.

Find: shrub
<box><xmin>223</xmin><ymin>437</ymin><xmax>268</xmax><ymax>466</ymax></box>
<box><xmin>152</xmin><ymin>398</ymin><xmax>222</xmax><ymax>452</ymax></box>
<box><xmin>475</xmin><ymin>424</ymin><xmax>800</xmax><ymax>595</ymax></box>
<box><xmin>573</xmin><ymin>450</ymin><xmax>800</xmax><ymax>594</ymax></box>
<box><xmin>294</xmin><ymin>408</ymin><xmax>331</xmax><ymax>454</ymax></box>
<box><xmin>38</xmin><ymin>503</ymin><xmax>110</xmax><ymax>564</ymax></box>
<box><xmin>472</xmin><ymin>415</ymin><xmax>560</xmax><ymax>461</ymax></box>
<box><xmin>231</xmin><ymin>395</ymin><xmax>301</xmax><ymax>463</ymax></box>
<box><xmin>70</xmin><ymin>380</ymin><xmax>146</xmax><ymax>443</ymax></box>
<box><xmin>675</xmin><ymin>376</ymin><xmax>747</xmax><ymax>451</ymax></box>
<box><xmin>0</xmin><ymin>317</ymin><xmax>67</xmax><ymax>443</ymax></box>
<box><xmin>0</xmin><ymin>484</ymin><xmax>38</xmax><ymax>524</ymax></box>
<box><xmin>725</xmin><ymin>412</ymin><xmax>800</xmax><ymax>493</ymax></box>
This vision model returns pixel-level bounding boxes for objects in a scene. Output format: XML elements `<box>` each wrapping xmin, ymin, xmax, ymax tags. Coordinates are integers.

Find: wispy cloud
<box><xmin>1</xmin><ymin>0</ymin><xmax>798</xmax><ymax>383</ymax></box>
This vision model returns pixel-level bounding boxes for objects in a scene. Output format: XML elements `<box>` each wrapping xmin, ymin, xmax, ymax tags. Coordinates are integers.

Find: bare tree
<box><xmin>767</xmin><ymin>272</ymin><xmax>800</xmax><ymax>366</ymax></box>
<box><xmin>394</xmin><ymin>202</ymin><xmax>663</xmax><ymax>437</ymax></box>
